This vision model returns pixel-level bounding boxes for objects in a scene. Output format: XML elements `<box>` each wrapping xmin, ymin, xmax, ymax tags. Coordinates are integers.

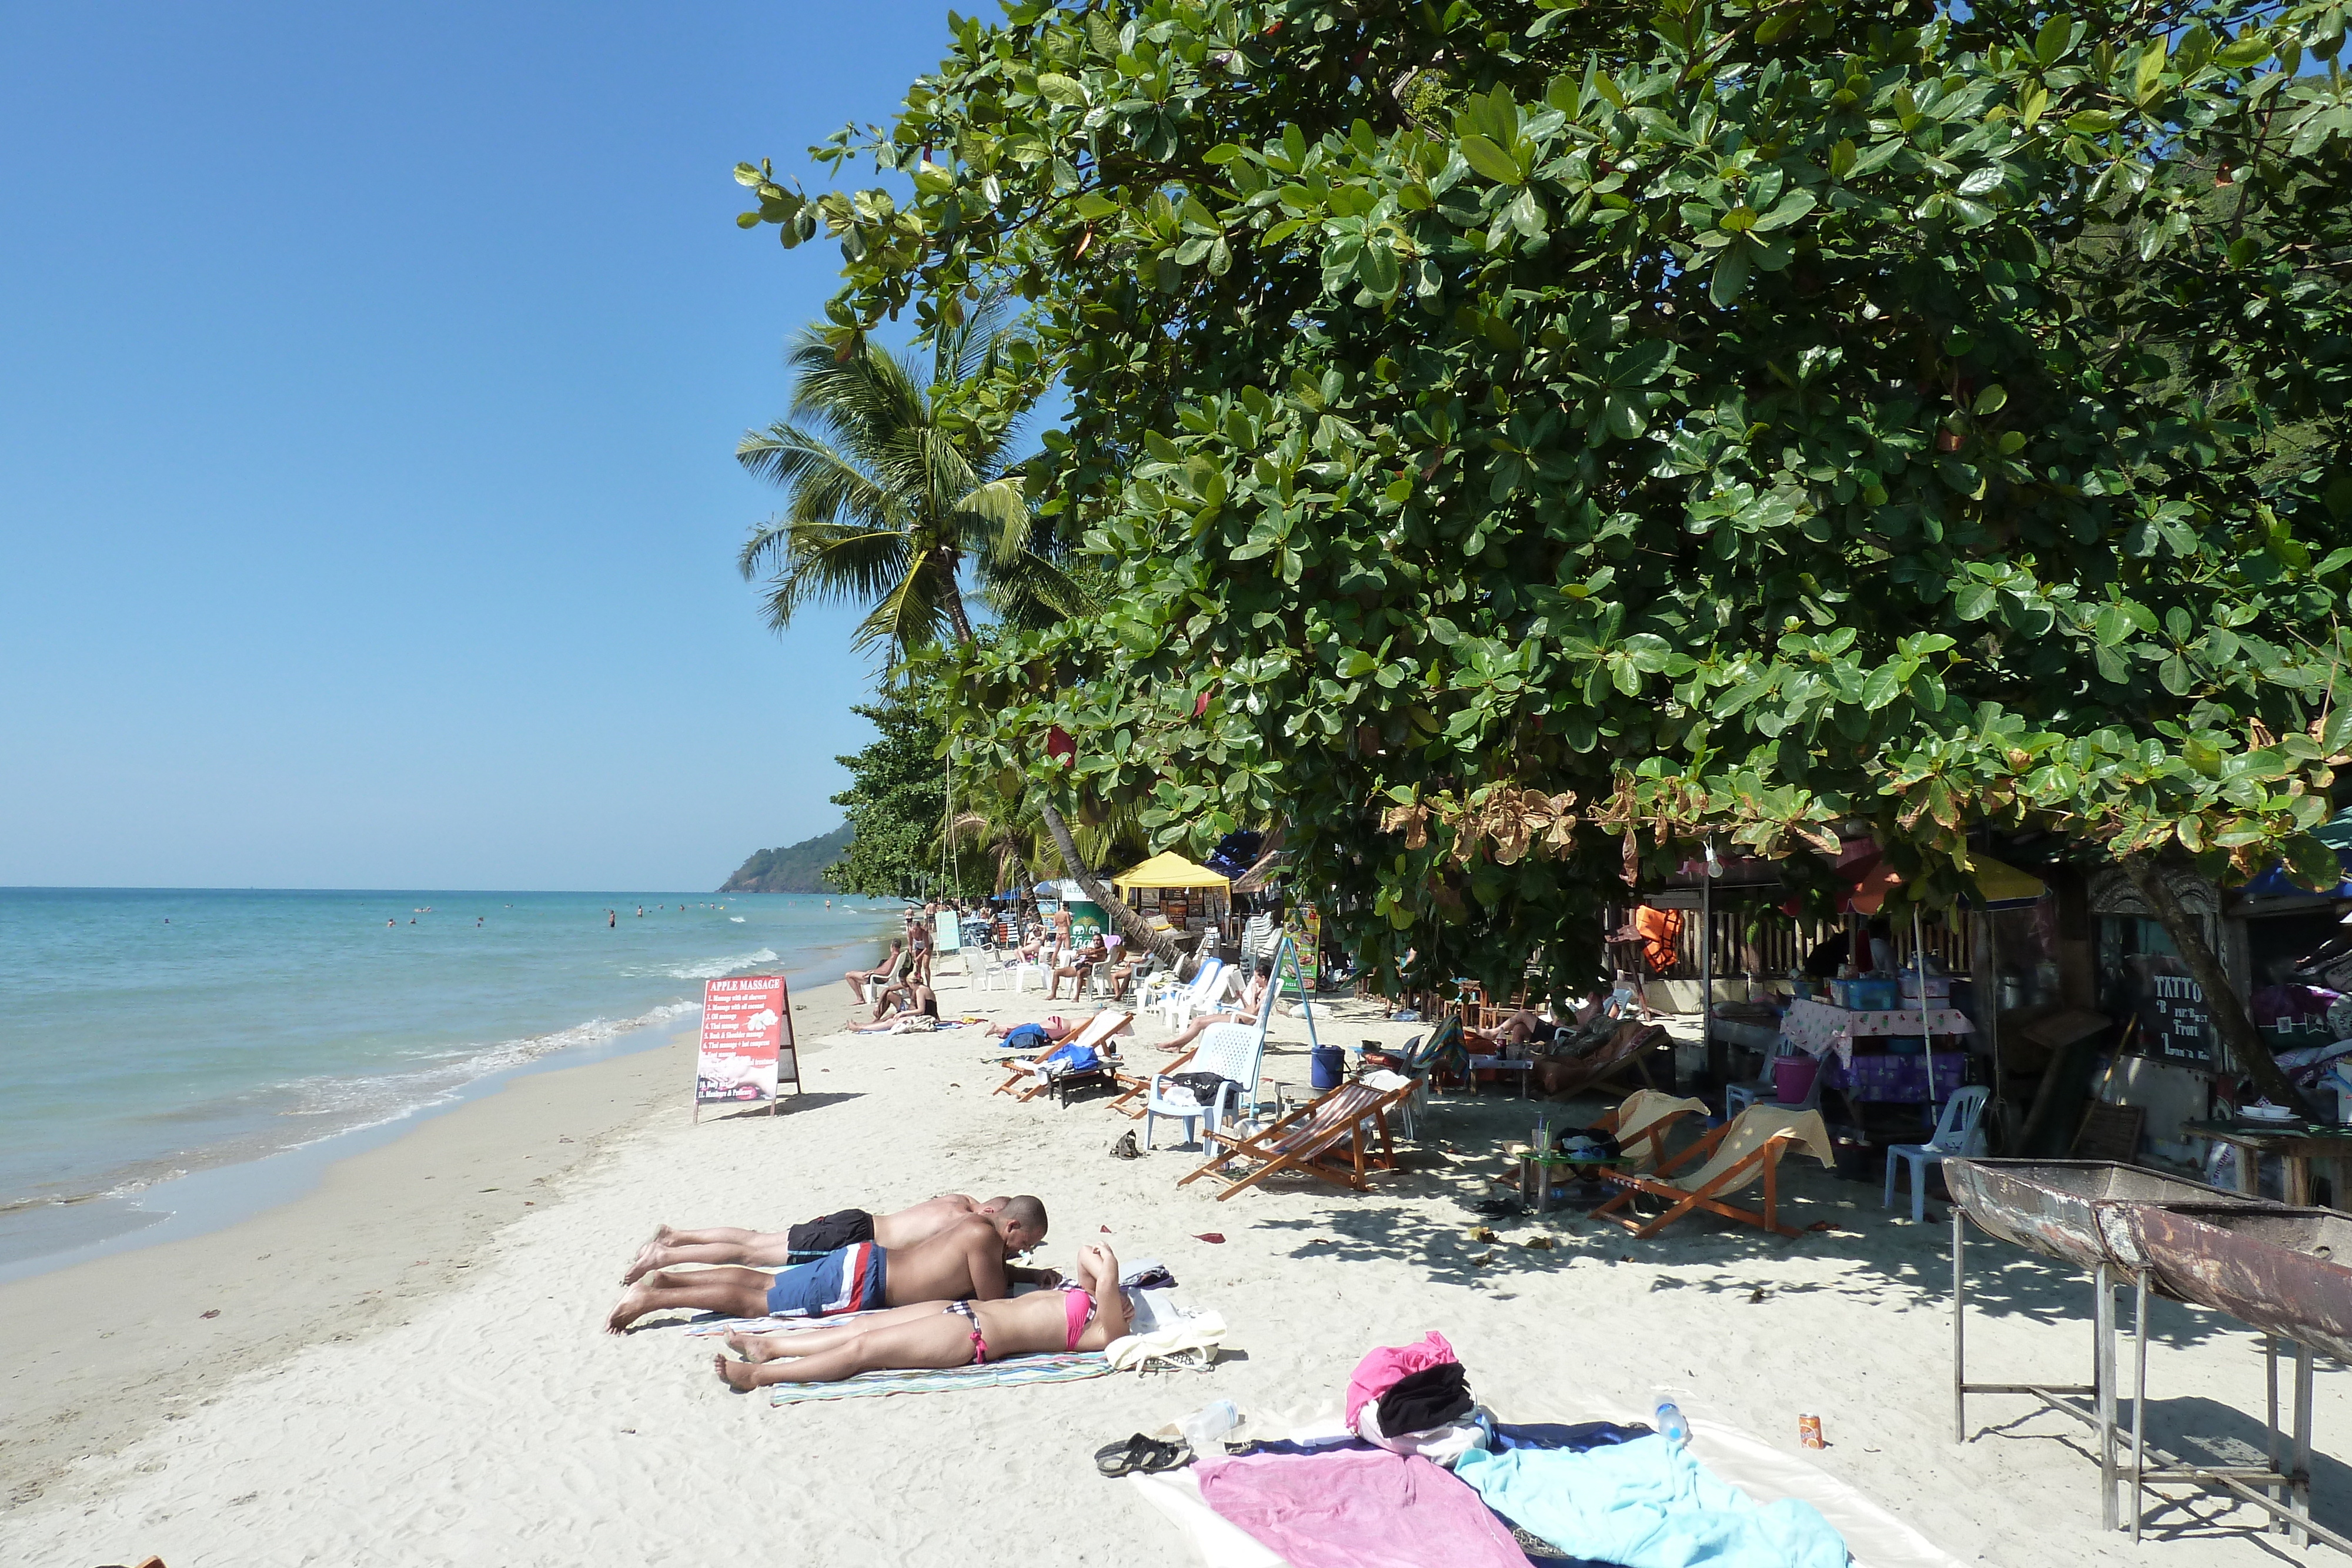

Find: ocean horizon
<box><xmin>0</xmin><ymin>886</ymin><xmax>901</xmax><ymax>1273</ymax></box>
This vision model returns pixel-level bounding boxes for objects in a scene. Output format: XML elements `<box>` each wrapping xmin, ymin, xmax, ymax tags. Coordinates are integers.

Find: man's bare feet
<box><xmin>606</xmin><ymin>1286</ymin><xmax>652</xmax><ymax>1334</ymax></box>
<box><xmin>714</xmin><ymin>1352</ymin><xmax>762</xmax><ymax>1392</ymax></box>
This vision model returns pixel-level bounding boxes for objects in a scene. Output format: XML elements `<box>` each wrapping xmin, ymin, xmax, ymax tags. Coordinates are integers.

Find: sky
<box><xmin>0</xmin><ymin>2</ymin><xmax>962</xmax><ymax>891</ymax></box>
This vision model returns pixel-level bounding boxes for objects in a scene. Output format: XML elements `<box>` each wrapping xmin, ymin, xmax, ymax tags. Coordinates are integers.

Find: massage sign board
<box><xmin>694</xmin><ymin>975</ymin><xmax>799</xmax><ymax>1120</ymax></box>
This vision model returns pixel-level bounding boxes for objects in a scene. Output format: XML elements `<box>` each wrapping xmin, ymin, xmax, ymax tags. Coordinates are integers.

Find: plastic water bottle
<box><xmin>1181</xmin><ymin>1399</ymin><xmax>1240</xmax><ymax>1452</ymax></box>
<box><xmin>1652</xmin><ymin>1389</ymin><xmax>1690</xmax><ymax>1446</ymax></box>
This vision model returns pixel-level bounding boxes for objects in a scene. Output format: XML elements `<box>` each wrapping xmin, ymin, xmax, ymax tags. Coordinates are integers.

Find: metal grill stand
<box><xmin>1953</xmin><ymin>1207</ymin><xmax>2344</xmax><ymax>1554</ymax></box>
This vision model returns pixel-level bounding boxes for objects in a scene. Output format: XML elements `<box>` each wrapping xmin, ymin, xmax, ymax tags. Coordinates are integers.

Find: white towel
<box><xmin>1105</xmin><ymin>1309</ymin><xmax>1228</xmax><ymax>1371</ymax></box>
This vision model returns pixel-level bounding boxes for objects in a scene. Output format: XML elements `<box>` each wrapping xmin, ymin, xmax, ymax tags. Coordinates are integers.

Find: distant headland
<box><xmin>716</xmin><ymin>824</ymin><xmax>852</xmax><ymax>894</ymax></box>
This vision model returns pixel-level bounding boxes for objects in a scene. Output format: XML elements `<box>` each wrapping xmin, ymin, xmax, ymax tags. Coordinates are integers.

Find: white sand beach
<box><xmin>2</xmin><ymin>970</ymin><xmax>2344</xmax><ymax>1567</ymax></box>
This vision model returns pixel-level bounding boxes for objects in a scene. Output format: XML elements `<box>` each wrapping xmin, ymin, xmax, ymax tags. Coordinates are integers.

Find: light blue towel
<box><xmin>1453</xmin><ymin>1434</ymin><xmax>1847</xmax><ymax>1568</ymax></box>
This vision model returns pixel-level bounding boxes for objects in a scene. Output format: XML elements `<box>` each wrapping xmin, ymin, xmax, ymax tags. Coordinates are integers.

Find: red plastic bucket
<box><xmin>1772</xmin><ymin>1055</ymin><xmax>1820</xmax><ymax>1105</ymax></box>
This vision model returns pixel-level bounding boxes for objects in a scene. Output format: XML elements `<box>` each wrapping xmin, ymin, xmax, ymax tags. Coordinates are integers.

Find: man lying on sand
<box><xmin>712</xmin><ymin>1243</ymin><xmax>1130</xmax><ymax>1390</ymax></box>
<box><xmin>621</xmin><ymin>1193</ymin><xmax>1017</xmax><ymax>1284</ymax></box>
<box><xmin>606</xmin><ymin>1198</ymin><xmax>1054</xmax><ymax>1332</ymax></box>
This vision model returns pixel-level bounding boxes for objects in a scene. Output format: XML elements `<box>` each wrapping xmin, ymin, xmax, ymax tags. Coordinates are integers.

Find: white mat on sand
<box><xmin>1129</xmin><ymin>1399</ymin><xmax>1965</xmax><ymax>1568</ymax></box>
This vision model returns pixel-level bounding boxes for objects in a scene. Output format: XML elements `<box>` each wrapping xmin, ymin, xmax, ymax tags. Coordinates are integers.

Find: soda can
<box><xmin>1798</xmin><ymin>1414</ymin><xmax>1825</xmax><ymax>1449</ymax></box>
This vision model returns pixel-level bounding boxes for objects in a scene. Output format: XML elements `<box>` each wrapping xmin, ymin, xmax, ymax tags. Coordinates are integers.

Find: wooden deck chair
<box><xmin>1537</xmin><ymin>1019</ymin><xmax>1672</xmax><ymax>1102</ymax></box>
<box><xmin>1178</xmin><ymin>1076</ymin><xmax>1415</xmax><ymax>1201</ymax></box>
<box><xmin>1592</xmin><ymin>1088</ymin><xmax>1709</xmax><ymax>1174</ymax></box>
<box><xmin>1591</xmin><ymin>1106</ymin><xmax>1837</xmax><ymax>1239</ymax></box>
<box><xmin>989</xmin><ymin>1011</ymin><xmax>1134</xmax><ymax>1101</ymax></box>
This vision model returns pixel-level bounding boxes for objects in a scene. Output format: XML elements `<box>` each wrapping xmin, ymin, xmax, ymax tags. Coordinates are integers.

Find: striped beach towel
<box><xmin>767</xmin><ymin>1352</ymin><xmax>1112</xmax><ymax>1405</ymax></box>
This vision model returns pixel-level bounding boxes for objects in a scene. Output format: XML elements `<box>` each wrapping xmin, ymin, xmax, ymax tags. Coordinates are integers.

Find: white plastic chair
<box><xmin>1144</xmin><ymin>1001</ymin><xmax>1273</xmax><ymax>1152</ymax></box>
<box><xmin>1157</xmin><ymin>957</ymin><xmax>1227</xmax><ymax>1029</ymax></box>
<box><xmin>1883</xmin><ymin>1084</ymin><xmax>1991</xmax><ymax>1222</ymax></box>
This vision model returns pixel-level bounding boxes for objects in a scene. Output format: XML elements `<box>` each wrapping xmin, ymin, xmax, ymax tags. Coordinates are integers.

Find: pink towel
<box><xmin>1344</xmin><ymin>1329</ymin><xmax>1459</xmax><ymax>1429</ymax></box>
<box><xmin>1198</xmin><ymin>1448</ymin><xmax>1524</xmax><ymax>1568</ymax></box>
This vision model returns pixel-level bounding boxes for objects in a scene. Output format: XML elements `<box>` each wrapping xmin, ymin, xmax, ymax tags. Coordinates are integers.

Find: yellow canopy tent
<box><xmin>1111</xmin><ymin>851</ymin><xmax>1232</xmax><ymax>892</ymax></box>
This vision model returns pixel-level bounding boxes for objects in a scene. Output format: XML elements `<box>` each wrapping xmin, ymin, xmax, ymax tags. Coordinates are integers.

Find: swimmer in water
<box><xmin>609</xmin><ymin>910</ymin><xmax>617</xmax><ymax>928</ymax></box>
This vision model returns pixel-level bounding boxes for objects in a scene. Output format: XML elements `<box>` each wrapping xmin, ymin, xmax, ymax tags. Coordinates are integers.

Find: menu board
<box><xmin>694</xmin><ymin>975</ymin><xmax>796</xmax><ymax>1118</ymax></box>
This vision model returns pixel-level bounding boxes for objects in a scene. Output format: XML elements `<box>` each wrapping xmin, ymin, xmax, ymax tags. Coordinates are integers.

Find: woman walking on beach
<box><xmin>712</xmin><ymin>1243</ymin><xmax>1127</xmax><ymax>1390</ymax></box>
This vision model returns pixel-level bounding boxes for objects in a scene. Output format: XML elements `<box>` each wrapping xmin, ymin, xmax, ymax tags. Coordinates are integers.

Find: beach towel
<box><xmin>766</xmin><ymin>1351</ymin><xmax>1111</xmax><ymax>1404</ymax></box>
<box><xmin>1196</xmin><ymin>1447</ymin><xmax>1526</xmax><ymax>1568</ymax></box>
<box><xmin>1454</xmin><ymin>1433</ymin><xmax>1848</xmax><ymax>1568</ymax></box>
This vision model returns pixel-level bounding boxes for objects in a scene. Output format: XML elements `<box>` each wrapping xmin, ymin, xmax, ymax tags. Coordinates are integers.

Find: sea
<box><xmin>0</xmin><ymin>887</ymin><xmax>901</xmax><ymax>1280</ymax></box>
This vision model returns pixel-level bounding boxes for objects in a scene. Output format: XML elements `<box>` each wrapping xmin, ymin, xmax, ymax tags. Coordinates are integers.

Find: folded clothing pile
<box><xmin>1345</xmin><ymin>1330</ymin><xmax>1489</xmax><ymax>1464</ymax></box>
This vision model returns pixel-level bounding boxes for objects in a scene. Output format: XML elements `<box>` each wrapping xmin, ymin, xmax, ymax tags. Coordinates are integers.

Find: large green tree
<box><xmin>744</xmin><ymin>0</ymin><xmax>2352</xmax><ymax>1097</ymax></box>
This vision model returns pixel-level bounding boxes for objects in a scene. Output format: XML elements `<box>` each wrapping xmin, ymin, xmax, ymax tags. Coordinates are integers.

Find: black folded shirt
<box><xmin>1377</xmin><ymin>1362</ymin><xmax>1473</xmax><ymax>1434</ymax></box>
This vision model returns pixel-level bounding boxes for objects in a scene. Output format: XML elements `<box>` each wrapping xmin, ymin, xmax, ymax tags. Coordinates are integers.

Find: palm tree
<box><xmin>737</xmin><ymin>310</ymin><xmax>1200</xmax><ymax>974</ymax></box>
<box><xmin>736</xmin><ymin>304</ymin><xmax>1083</xmax><ymax>662</ymax></box>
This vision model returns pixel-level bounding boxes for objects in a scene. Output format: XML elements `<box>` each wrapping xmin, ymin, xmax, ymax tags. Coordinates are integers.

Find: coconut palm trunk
<box><xmin>1035</xmin><ymin>800</ymin><xmax>1195</xmax><ymax>977</ymax></box>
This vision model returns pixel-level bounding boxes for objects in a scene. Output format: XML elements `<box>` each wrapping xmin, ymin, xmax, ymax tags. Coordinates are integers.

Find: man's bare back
<box><xmin>880</xmin><ymin>1213</ymin><xmax>1022</xmax><ymax>1305</ymax></box>
<box><xmin>871</xmin><ymin>1194</ymin><xmax>983</xmax><ymax>1251</ymax></box>
<box><xmin>620</xmin><ymin>1194</ymin><xmax>1000</xmax><ymax>1284</ymax></box>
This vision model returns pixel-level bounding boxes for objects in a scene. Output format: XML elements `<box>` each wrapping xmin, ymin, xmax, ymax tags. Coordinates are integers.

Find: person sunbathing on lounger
<box><xmin>605</xmin><ymin>1198</ymin><xmax>1056</xmax><ymax>1332</ymax></box>
<box><xmin>712</xmin><ymin>1243</ymin><xmax>1131</xmax><ymax>1390</ymax></box>
<box><xmin>620</xmin><ymin>1193</ymin><xmax>1024</xmax><ymax>1284</ymax></box>
<box><xmin>1466</xmin><ymin>1007</ymin><xmax>1561</xmax><ymax>1055</ymax></box>
<box><xmin>1155</xmin><ymin>961</ymin><xmax>1270</xmax><ymax>1054</ymax></box>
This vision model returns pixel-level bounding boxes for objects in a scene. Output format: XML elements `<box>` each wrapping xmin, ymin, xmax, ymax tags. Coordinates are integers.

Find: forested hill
<box><xmin>717</xmin><ymin>824</ymin><xmax>853</xmax><ymax>893</ymax></box>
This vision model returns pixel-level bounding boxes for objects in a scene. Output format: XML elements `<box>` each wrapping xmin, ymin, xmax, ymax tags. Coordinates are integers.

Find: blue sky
<box><xmin>0</xmin><ymin>2</ymin><xmax>958</xmax><ymax>891</ymax></box>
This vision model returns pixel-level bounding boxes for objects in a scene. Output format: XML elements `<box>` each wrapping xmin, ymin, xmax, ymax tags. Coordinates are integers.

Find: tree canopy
<box><xmin>742</xmin><ymin>0</ymin><xmax>2352</xmax><ymax>1001</ymax></box>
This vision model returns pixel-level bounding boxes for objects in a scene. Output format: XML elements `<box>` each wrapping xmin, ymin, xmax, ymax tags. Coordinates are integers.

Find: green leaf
<box><xmin>1357</xmin><ymin>241</ymin><xmax>1401</xmax><ymax>297</ymax></box>
<box><xmin>1954</xmin><ymin>583</ymin><xmax>1997</xmax><ymax>620</ymax></box>
<box><xmin>1709</xmin><ymin>243</ymin><xmax>1752</xmax><ymax>307</ymax></box>
<box><xmin>2036</xmin><ymin>14</ymin><xmax>2077</xmax><ymax>64</ymax></box>
<box><xmin>1071</xmin><ymin>191</ymin><xmax>1120</xmax><ymax>220</ymax></box>
<box><xmin>1035</xmin><ymin>72</ymin><xmax>1089</xmax><ymax>106</ymax></box>
<box><xmin>2158</xmin><ymin>654</ymin><xmax>2195</xmax><ymax>695</ymax></box>
<box><xmin>1459</xmin><ymin>134</ymin><xmax>1524</xmax><ymax>185</ymax></box>
<box><xmin>1750</xmin><ymin>188</ymin><xmax>1816</xmax><ymax>232</ymax></box>
<box><xmin>1973</xmin><ymin>383</ymin><xmax>2008</xmax><ymax>415</ymax></box>
<box><xmin>1858</xmin><ymin>664</ymin><xmax>1903</xmax><ymax>711</ymax></box>
<box><xmin>1829</xmin><ymin>139</ymin><xmax>1857</xmax><ymax>180</ymax></box>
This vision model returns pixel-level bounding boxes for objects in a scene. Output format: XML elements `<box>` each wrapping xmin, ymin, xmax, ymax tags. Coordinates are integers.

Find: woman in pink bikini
<box><xmin>713</xmin><ymin>1244</ymin><xmax>1129</xmax><ymax>1391</ymax></box>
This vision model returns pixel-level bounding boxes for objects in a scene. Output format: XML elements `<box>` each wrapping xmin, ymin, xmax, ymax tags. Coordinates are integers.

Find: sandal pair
<box><xmin>1094</xmin><ymin>1432</ymin><xmax>1190</xmax><ymax>1476</ymax></box>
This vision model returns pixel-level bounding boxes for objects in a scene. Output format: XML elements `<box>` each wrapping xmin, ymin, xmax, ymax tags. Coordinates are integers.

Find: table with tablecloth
<box><xmin>1779</xmin><ymin>998</ymin><xmax>1974</xmax><ymax>1066</ymax></box>
<box><xmin>1819</xmin><ymin>1050</ymin><xmax>1967</xmax><ymax>1104</ymax></box>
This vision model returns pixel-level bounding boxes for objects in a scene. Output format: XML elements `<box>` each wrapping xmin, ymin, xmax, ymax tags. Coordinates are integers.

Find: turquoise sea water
<box><xmin>0</xmin><ymin>887</ymin><xmax>898</xmax><ymax>1271</ymax></box>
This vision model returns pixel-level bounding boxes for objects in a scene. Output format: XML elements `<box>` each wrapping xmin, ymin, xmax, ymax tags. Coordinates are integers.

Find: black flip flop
<box><xmin>1094</xmin><ymin>1433</ymin><xmax>1189</xmax><ymax>1476</ymax></box>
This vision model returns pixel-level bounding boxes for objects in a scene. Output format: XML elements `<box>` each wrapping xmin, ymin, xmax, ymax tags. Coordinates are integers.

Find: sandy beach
<box><xmin>3</xmin><ymin>967</ymin><xmax>2344</xmax><ymax>1567</ymax></box>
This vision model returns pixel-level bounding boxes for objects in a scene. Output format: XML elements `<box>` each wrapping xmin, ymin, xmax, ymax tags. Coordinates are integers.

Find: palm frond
<box><xmin>746</xmin><ymin>523</ymin><xmax>914</xmax><ymax>634</ymax></box>
<box><xmin>954</xmin><ymin>477</ymin><xmax>1034</xmax><ymax>568</ymax></box>
<box><xmin>851</xmin><ymin>558</ymin><xmax>951</xmax><ymax>663</ymax></box>
<box><xmin>977</xmin><ymin>546</ymin><xmax>1097</xmax><ymax>630</ymax></box>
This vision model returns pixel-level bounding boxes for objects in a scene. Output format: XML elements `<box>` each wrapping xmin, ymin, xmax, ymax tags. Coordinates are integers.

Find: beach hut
<box><xmin>1111</xmin><ymin>851</ymin><xmax>1234</xmax><ymax>934</ymax></box>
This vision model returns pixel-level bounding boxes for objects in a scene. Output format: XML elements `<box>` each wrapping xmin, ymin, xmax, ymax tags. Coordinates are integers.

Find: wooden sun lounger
<box><xmin>1591</xmin><ymin>1106</ymin><xmax>1837</xmax><ymax>1239</ymax></box>
<box><xmin>1177</xmin><ymin>1078</ymin><xmax>1415</xmax><ymax>1200</ymax></box>
<box><xmin>1537</xmin><ymin>1019</ymin><xmax>1672</xmax><ymax>1102</ymax></box>
<box><xmin>988</xmin><ymin>1011</ymin><xmax>1134</xmax><ymax>1103</ymax></box>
